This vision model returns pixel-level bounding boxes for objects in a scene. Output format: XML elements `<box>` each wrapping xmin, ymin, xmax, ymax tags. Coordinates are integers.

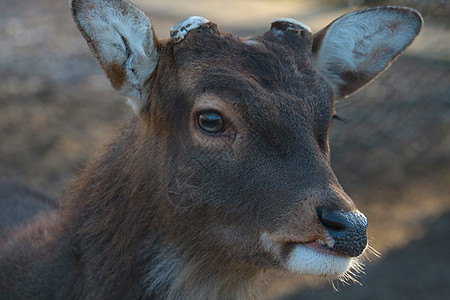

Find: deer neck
<box><xmin>61</xmin><ymin>119</ymin><xmax>266</xmax><ymax>298</ymax></box>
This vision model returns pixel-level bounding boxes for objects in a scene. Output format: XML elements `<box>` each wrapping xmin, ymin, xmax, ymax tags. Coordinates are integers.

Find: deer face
<box><xmin>147</xmin><ymin>20</ymin><xmax>364</xmax><ymax>278</ymax></box>
<box><xmin>72</xmin><ymin>0</ymin><xmax>422</xmax><ymax>279</ymax></box>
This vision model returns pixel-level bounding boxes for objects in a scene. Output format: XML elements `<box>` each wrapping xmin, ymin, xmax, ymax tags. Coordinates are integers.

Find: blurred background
<box><xmin>0</xmin><ymin>0</ymin><xmax>448</xmax><ymax>299</ymax></box>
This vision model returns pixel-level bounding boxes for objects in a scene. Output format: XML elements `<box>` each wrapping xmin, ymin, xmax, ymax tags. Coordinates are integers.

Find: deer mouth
<box><xmin>261</xmin><ymin>234</ymin><xmax>353</xmax><ymax>277</ymax></box>
<box><xmin>284</xmin><ymin>240</ymin><xmax>353</xmax><ymax>277</ymax></box>
<box><xmin>280</xmin><ymin>238</ymin><xmax>346</xmax><ymax>258</ymax></box>
<box><xmin>302</xmin><ymin>239</ymin><xmax>345</xmax><ymax>256</ymax></box>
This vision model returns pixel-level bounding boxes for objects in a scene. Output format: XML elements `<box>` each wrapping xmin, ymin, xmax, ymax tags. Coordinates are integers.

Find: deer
<box><xmin>0</xmin><ymin>0</ymin><xmax>422</xmax><ymax>299</ymax></box>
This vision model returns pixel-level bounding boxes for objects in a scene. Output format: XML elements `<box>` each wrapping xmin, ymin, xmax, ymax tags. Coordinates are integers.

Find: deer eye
<box><xmin>197</xmin><ymin>111</ymin><xmax>224</xmax><ymax>134</ymax></box>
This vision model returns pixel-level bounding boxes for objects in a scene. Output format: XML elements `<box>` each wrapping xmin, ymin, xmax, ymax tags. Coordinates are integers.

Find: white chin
<box><xmin>285</xmin><ymin>243</ymin><xmax>352</xmax><ymax>277</ymax></box>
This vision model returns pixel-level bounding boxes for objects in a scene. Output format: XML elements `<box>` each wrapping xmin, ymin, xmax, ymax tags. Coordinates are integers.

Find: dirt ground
<box><xmin>0</xmin><ymin>0</ymin><xmax>449</xmax><ymax>299</ymax></box>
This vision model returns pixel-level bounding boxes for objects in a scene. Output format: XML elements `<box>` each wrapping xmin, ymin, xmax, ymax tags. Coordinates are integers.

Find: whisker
<box><xmin>367</xmin><ymin>244</ymin><xmax>381</xmax><ymax>258</ymax></box>
<box><xmin>330</xmin><ymin>279</ymin><xmax>339</xmax><ymax>292</ymax></box>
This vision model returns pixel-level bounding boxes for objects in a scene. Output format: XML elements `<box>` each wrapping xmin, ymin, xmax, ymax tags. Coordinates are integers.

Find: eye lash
<box><xmin>332</xmin><ymin>114</ymin><xmax>348</xmax><ymax>124</ymax></box>
<box><xmin>195</xmin><ymin>109</ymin><xmax>236</xmax><ymax>140</ymax></box>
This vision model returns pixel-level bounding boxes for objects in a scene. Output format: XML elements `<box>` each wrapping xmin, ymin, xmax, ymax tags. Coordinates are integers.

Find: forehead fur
<box><xmin>174</xmin><ymin>24</ymin><xmax>311</xmax><ymax>83</ymax></box>
<box><xmin>169</xmin><ymin>23</ymin><xmax>332</xmax><ymax>105</ymax></box>
<box><xmin>147</xmin><ymin>22</ymin><xmax>335</xmax><ymax>151</ymax></box>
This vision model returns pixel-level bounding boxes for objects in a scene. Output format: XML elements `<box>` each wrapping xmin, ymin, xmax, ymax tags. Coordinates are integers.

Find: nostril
<box><xmin>316</xmin><ymin>207</ymin><xmax>368</xmax><ymax>257</ymax></box>
<box><xmin>316</xmin><ymin>208</ymin><xmax>347</xmax><ymax>231</ymax></box>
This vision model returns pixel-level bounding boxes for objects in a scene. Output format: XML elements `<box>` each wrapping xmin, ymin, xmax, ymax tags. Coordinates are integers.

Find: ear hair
<box><xmin>71</xmin><ymin>0</ymin><xmax>159</xmax><ymax>114</ymax></box>
<box><xmin>313</xmin><ymin>6</ymin><xmax>423</xmax><ymax>100</ymax></box>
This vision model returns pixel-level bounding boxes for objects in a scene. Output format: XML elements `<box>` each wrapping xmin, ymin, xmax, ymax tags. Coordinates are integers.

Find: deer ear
<box><xmin>312</xmin><ymin>6</ymin><xmax>422</xmax><ymax>100</ymax></box>
<box><xmin>71</xmin><ymin>0</ymin><xmax>159</xmax><ymax>113</ymax></box>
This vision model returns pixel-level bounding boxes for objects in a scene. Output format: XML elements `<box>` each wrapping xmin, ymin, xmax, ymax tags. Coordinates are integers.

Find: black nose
<box><xmin>317</xmin><ymin>207</ymin><xmax>368</xmax><ymax>257</ymax></box>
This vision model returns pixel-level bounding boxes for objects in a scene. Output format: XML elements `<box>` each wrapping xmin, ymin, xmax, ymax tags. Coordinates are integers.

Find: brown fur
<box><xmin>0</xmin><ymin>2</ymin><xmax>421</xmax><ymax>298</ymax></box>
<box><xmin>0</xmin><ymin>23</ymin><xmax>353</xmax><ymax>299</ymax></box>
<box><xmin>105</xmin><ymin>63</ymin><xmax>127</xmax><ymax>90</ymax></box>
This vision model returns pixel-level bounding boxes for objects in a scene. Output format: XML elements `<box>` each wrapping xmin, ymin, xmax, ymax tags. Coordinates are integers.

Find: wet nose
<box><xmin>317</xmin><ymin>207</ymin><xmax>368</xmax><ymax>257</ymax></box>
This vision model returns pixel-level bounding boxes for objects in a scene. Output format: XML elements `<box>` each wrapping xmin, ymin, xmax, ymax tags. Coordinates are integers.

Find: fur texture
<box><xmin>0</xmin><ymin>2</ymin><xmax>422</xmax><ymax>299</ymax></box>
<box><xmin>313</xmin><ymin>6</ymin><xmax>423</xmax><ymax>98</ymax></box>
<box><xmin>71</xmin><ymin>0</ymin><xmax>159</xmax><ymax>111</ymax></box>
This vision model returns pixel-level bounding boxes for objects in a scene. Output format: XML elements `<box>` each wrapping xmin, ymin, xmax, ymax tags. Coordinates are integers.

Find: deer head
<box><xmin>71</xmin><ymin>0</ymin><xmax>422</xmax><ymax>296</ymax></box>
